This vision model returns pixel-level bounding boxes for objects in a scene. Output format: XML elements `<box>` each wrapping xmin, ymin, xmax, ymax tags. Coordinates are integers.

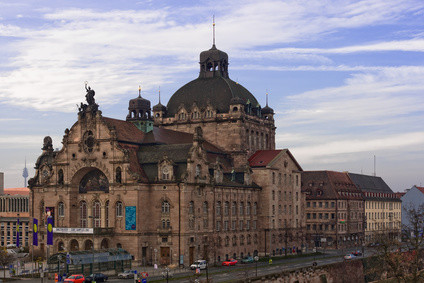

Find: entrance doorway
<box><xmin>160</xmin><ymin>247</ymin><xmax>170</xmax><ymax>265</ymax></box>
<box><xmin>189</xmin><ymin>247</ymin><xmax>194</xmax><ymax>265</ymax></box>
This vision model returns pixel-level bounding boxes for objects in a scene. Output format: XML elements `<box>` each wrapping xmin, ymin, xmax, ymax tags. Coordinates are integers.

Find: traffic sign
<box><xmin>141</xmin><ymin>279</ymin><xmax>147</xmax><ymax>283</ymax></box>
<box><xmin>141</xmin><ymin>272</ymin><xmax>148</xmax><ymax>278</ymax></box>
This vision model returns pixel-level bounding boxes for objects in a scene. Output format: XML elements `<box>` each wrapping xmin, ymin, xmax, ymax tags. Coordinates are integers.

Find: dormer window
<box><xmin>162</xmin><ymin>166</ymin><xmax>170</xmax><ymax>180</ymax></box>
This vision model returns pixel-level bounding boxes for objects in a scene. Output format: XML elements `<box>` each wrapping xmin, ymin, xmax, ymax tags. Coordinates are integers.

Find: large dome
<box><xmin>166</xmin><ymin>44</ymin><xmax>259</xmax><ymax>117</ymax></box>
<box><xmin>166</xmin><ymin>76</ymin><xmax>259</xmax><ymax>116</ymax></box>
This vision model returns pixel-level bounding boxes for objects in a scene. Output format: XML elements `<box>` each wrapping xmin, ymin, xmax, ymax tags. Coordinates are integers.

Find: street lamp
<box><xmin>88</xmin><ymin>216</ymin><xmax>98</xmax><ymax>274</ymax></box>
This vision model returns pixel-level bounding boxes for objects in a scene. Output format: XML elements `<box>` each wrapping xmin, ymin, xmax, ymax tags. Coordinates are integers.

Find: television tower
<box><xmin>22</xmin><ymin>158</ymin><xmax>28</xmax><ymax>187</ymax></box>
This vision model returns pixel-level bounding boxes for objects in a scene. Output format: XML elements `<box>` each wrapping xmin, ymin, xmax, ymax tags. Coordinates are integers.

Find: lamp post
<box><xmin>88</xmin><ymin>216</ymin><xmax>97</xmax><ymax>274</ymax></box>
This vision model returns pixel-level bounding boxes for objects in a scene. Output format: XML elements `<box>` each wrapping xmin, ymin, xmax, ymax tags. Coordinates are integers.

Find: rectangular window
<box><xmin>253</xmin><ymin>220</ymin><xmax>257</xmax><ymax>229</ymax></box>
<box><xmin>246</xmin><ymin>220</ymin><xmax>250</xmax><ymax>230</ymax></box>
<box><xmin>331</xmin><ymin>202</ymin><xmax>335</xmax><ymax>208</ymax></box>
<box><xmin>319</xmin><ymin>202</ymin><xmax>322</xmax><ymax>208</ymax></box>
<box><xmin>325</xmin><ymin>202</ymin><xmax>329</xmax><ymax>208</ymax></box>
<box><xmin>216</xmin><ymin>221</ymin><xmax>221</xmax><ymax>231</ymax></box>
<box><xmin>307</xmin><ymin>202</ymin><xmax>310</xmax><ymax>208</ymax></box>
<box><xmin>239</xmin><ymin>220</ymin><xmax>243</xmax><ymax>230</ymax></box>
<box><xmin>313</xmin><ymin>213</ymin><xmax>316</xmax><ymax>219</ymax></box>
<box><xmin>307</xmin><ymin>213</ymin><xmax>311</xmax><ymax>219</ymax></box>
<box><xmin>232</xmin><ymin>220</ymin><xmax>236</xmax><ymax>230</ymax></box>
<box><xmin>313</xmin><ymin>202</ymin><xmax>316</xmax><ymax>208</ymax></box>
<box><xmin>224</xmin><ymin>221</ymin><xmax>228</xmax><ymax>231</ymax></box>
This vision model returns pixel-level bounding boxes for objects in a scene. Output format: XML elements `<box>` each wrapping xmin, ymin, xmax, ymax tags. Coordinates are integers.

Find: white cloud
<box><xmin>282</xmin><ymin>66</ymin><xmax>424</xmax><ymax>127</ymax></box>
<box><xmin>1</xmin><ymin>0</ymin><xmax>424</xmax><ymax>111</ymax></box>
<box><xmin>0</xmin><ymin>135</ymin><xmax>62</xmax><ymax>148</ymax></box>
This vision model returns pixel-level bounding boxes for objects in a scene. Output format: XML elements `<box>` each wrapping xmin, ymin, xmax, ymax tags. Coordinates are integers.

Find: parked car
<box><xmin>222</xmin><ymin>259</ymin><xmax>238</xmax><ymax>266</ymax></box>
<box><xmin>64</xmin><ymin>274</ymin><xmax>85</xmax><ymax>283</ymax></box>
<box><xmin>190</xmin><ymin>260</ymin><xmax>207</xmax><ymax>270</ymax></box>
<box><xmin>344</xmin><ymin>254</ymin><xmax>356</xmax><ymax>260</ymax></box>
<box><xmin>117</xmin><ymin>270</ymin><xmax>137</xmax><ymax>279</ymax></box>
<box><xmin>241</xmin><ymin>256</ymin><xmax>254</xmax><ymax>263</ymax></box>
<box><xmin>85</xmin><ymin>273</ymin><xmax>108</xmax><ymax>282</ymax></box>
<box><xmin>352</xmin><ymin>250</ymin><xmax>362</xmax><ymax>256</ymax></box>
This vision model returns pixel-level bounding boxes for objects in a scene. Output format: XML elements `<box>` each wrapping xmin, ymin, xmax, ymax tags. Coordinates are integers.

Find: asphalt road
<box><xmin>12</xmin><ymin>248</ymin><xmax>373</xmax><ymax>283</ymax></box>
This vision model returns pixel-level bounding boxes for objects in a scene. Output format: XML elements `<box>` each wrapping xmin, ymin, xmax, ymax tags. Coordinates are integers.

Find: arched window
<box><xmin>246</xmin><ymin>202</ymin><xmax>251</xmax><ymax>215</ymax></box>
<box><xmin>240</xmin><ymin>202</ymin><xmax>244</xmax><ymax>216</ymax></box>
<box><xmin>232</xmin><ymin>235</ymin><xmax>237</xmax><ymax>246</ymax></box>
<box><xmin>253</xmin><ymin>202</ymin><xmax>257</xmax><ymax>215</ymax></box>
<box><xmin>225</xmin><ymin>236</ymin><xmax>230</xmax><ymax>247</ymax></box>
<box><xmin>116</xmin><ymin>201</ymin><xmax>123</xmax><ymax>217</ymax></box>
<box><xmin>93</xmin><ymin>201</ymin><xmax>101</xmax><ymax>227</ymax></box>
<box><xmin>189</xmin><ymin>201</ymin><xmax>194</xmax><ymax>214</ymax></box>
<box><xmin>216</xmin><ymin>202</ymin><xmax>221</xmax><ymax>216</ymax></box>
<box><xmin>58</xmin><ymin>169</ymin><xmax>64</xmax><ymax>185</ymax></box>
<box><xmin>58</xmin><ymin>202</ymin><xmax>64</xmax><ymax>217</ymax></box>
<box><xmin>195</xmin><ymin>164</ymin><xmax>201</xmax><ymax>177</ymax></box>
<box><xmin>232</xmin><ymin>202</ymin><xmax>237</xmax><ymax>216</ymax></box>
<box><xmin>162</xmin><ymin>201</ymin><xmax>170</xmax><ymax>213</ymax></box>
<box><xmin>105</xmin><ymin>201</ymin><xmax>109</xmax><ymax>228</ymax></box>
<box><xmin>80</xmin><ymin>201</ymin><xmax>87</xmax><ymax>228</ymax></box>
<box><xmin>224</xmin><ymin>202</ymin><xmax>229</xmax><ymax>216</ymax></box>
<box><xmin>116</xmin><ymin>167</ymin><xmax>122</xmax><ymax>184</ymax></box>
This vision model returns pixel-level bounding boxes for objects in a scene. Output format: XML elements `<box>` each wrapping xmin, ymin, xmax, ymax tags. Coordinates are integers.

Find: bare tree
<box><xmin>401</xmin><ymin>203</ymin><xmax>424</xmax><ymax>282</ymax></box>
<box><xmin>0</xmin><ymin>249</ymin><xmax>15</xmax><ymax>279</ymax></box>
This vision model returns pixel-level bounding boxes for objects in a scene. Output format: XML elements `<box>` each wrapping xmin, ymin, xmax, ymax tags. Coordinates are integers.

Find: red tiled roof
<box><xmin>3</xmin><ymin>188</ymin><xmax>29</xmax><ymax>196</ymax></box>
<box><xmin>416</xmin><ymin>187</ymin><xmax>424</xmax><ymax>195</ymax></box>
<box><xmin>248</xmin><ymin>150</ymin><xmax>282</xmax><ymax>167</ymax></box>
<box><xmin>102</xmin><ymin>117</ymin><xmax>145</xmax><ymax>144</ymax></box>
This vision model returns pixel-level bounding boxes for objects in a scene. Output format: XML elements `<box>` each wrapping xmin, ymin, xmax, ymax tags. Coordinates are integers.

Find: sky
<box><xmin>0</xmin><ymin>0</ymin><xmax>423</xmax><ymax>191</ymax></box>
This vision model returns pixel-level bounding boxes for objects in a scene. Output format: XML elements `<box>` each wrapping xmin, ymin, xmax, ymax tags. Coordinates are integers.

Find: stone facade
<box><xmin>29</xmin><ymin>44</ymin><xmax>305</xmax><ymax>266</ymax></box>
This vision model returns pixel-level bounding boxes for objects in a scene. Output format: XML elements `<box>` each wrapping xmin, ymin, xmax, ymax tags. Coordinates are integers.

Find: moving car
<box><xmin>64</xmin><ymin>274</ymin><xmax>85</xmax><ymax>283</ymax></box>
<box><xmin>190</xmin><ymin>260</ymin><xmax>207</xmax><ymax>270</ymax></box>
<box><xmin>241</xmin><ymin>256</ymin><xmax>254</xmax><ymax>263</ymax></box>
<box><xmin>85</xmin><ymin>273</ymin><xmax>108</xmax><ymax>282</ymax></box>
<box><xmin>117</xmin><ymin>270</ymin><xmax>137</xmax><ymax>279</ymax></box>
<box><xmin>344</xmin><ymin>254</ymin><xmax>356</xmax><ymax>260</ymax></box>
<box><xmin>222</xmin><ymin>259</ymin><xmax>238</xmax><ymax>266</ymax></box>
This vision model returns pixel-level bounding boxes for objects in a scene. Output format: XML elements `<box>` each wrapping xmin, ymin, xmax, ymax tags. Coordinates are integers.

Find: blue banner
<box><xmin>16</xmin><ymin>218</ymin><xmax>19</xmax><ymax>248</ymax></box>
<box><xmin>33</xmin><ymin>218</ymin><xmax>38</xmax><ymax>246</ymax></box>
<box><xmin>47</xmin><ymin>217</ymin><xmax>53</xmax><ymax>245</ymax></box>
<box><xmin>125</xmin><ymin>206</ymin><xmax>136</xmax><ymax>230</ymax></box>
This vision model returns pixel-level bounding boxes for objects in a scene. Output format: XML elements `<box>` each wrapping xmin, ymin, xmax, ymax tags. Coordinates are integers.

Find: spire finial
<box><xmin>266</xmin><ymin>89</ymin><xmax>269</xmax><ymax>106</ymax></box>
<box><xmin>213</xmin><ymin>15</ymin><xmax>216</xmax><ymax>46</ymax></box>
<box><xmin>159</xmin><ymin>86</ymin><xmax>161</xmax><ymax>104</ymax></box>
<box><xmin>138</xmin><ymin>85</ymin><xmax>141</xmax><ymax>98</ymax></box>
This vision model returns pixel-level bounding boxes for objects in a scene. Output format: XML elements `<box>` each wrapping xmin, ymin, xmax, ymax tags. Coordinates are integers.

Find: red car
<box><xmin>64</xmin><ymin>274</ymin><xmax>85</xmax><ymax>283</ymax></box>
<box><xmin>222</xmin><ymin>259</ymin><xmax>238</xmax><ymax>266</ymax></box>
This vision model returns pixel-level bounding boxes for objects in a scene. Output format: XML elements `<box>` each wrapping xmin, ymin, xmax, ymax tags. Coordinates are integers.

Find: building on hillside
<box><xmin>301</xmin><ymin>171</ymin><xmax>365</xmax><ymax>249</ymax></box>
<box><xmin>348</xmin><ymin>173</ymin><xmax>401</xmax><ymax>243</ymax></box>
<box><xmin>401</xmin><ymin>186</ymin><xmax>424</xmax><ymax>229</ymax></box>
<box><xmin>29</xmin><ymin>43</ymin><xmax>305</xmax><ymax>266</ymax></box>
<box><xmin>0</xmin><ymin>187</ymin><xmax>30</xmax><ymax>248</ymax></box>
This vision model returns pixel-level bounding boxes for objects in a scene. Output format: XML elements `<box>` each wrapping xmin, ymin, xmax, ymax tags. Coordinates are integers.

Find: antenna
<box><xmin>266</xmin><ymin>89</ymin><xmax>269</xmax><ymax>106</ymax></box>
<box><xmin>213</xmin><ymin>15</ymin><xmax>216</xmax><ymax>46</ymax></box>
<box><xmin>22</xmin><ymin>157</ymin><xmax>29</xmax><ymax>187</ymax></box>
<box><xmin>373</xmin><ymin>155</ymin><xmax>376</xmax><ymax>176</ymax></box>
<box><xmin>159</xmin><ymin>86</ymin><xmax>161</xmax><ymax>104</ymax></box>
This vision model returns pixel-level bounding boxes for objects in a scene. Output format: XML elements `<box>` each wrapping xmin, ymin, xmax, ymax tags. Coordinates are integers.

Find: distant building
<box><xmin>0</xmin><ymin>172</ymin><xmax>4</xmax><ymax>195</ymax></box>
<box><xmin>401</xmin><ymin>186</ymin><xmax>424</xmax><ymax>229</ymax></box>
<box><xmin>348</xmin><ymin>173</ymin><xmax>401</xmax><ymax>243</ymax></box>
<box><xmin>0</xmin><ymin>187</ymin><xmax>30</xmax><ymax>248</ymax></box>
<box><xmin>301</xmin><ymin>171</ymin><xmax>365</xmax><ymax>249</ymax></box>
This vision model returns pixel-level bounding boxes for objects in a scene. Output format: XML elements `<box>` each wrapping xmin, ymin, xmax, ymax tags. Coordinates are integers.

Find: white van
<box><xmin>190</xmin><ymin>260</ymin><xmax>207</xmax><ymax>270</ymax></box>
